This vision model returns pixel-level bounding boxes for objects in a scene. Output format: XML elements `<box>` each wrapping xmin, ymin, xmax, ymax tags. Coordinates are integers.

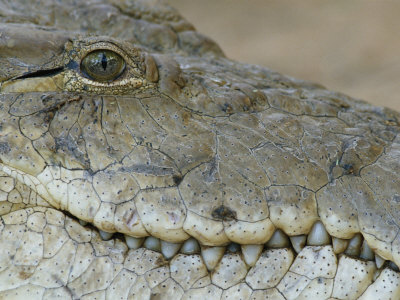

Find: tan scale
<box><xmin>221</xmin><ymin>282</ymin><xmax>253</xmax><ymax>299</ymax></box>
<box><xmin>170</xmin><ymin>254</ymin><xmax>208</xmax><ymax>290</ymax></box>
<box><xmin>297</xmin><ymin>277</ymin><xmax>334</xmax><ymax>300</ymax></box>
<box><xmin>212</xmin><ymin>253</ymin><xmax>248</xmax><ymax>289</ymax></box>
<box><xmin>246</xmin><ymin>248</ymin><xmax>294</xmax><ymax>289</ymax></box>
<box><xmin>135</xmin><ymin>187</ymin><xmax>189</xmax><ymax>242</ymax></box>
<box><xmin>332</xmin><ymin>255</ymin><xmax>377</xmax><ymax>299</ymax></box>
<box><xmin>277</xmin><ymin>271</ymin><xmax>311</xmax><ymax>299</ymax></box>
<box><xmin>358</xmin><ymin>268</ymin><xmax>400</xmax><ymax>300</ymax></box>
<box><xmin>250</xmin><ymin>288</ymin><xmax>286</xmax><ymax>300</ymax></box>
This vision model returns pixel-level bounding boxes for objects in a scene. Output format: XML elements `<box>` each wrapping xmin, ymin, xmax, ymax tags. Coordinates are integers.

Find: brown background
<box><xmin>166</xmin><ymin>0</ymin><xmax>400</xmax><ymax>111</ymax></box>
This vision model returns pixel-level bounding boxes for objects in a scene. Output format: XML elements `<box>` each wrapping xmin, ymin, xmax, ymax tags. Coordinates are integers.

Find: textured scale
<box><xmin>1</xmin><ymin>0</ymin><xmax>400</xmax><ymax>299</ymax></box>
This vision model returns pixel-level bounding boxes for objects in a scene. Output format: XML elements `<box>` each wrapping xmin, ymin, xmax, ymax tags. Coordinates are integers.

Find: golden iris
<box><xmin>80</xmin><ymin>50</ymin><xmax>125</xmax><ymax>82</ymax></box>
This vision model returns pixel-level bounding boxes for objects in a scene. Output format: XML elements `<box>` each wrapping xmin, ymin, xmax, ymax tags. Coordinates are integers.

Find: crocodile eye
<box><xmin>80</xmin><ymin>50</ymin><xmax>125</xmax><ymax>82</ymax></box>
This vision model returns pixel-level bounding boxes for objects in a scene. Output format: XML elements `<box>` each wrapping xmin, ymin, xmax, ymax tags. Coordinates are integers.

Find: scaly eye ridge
<box><xmin>81</xmin><ymin>49</ymin><xmax>125</xmax><ymax>82</ymax></box>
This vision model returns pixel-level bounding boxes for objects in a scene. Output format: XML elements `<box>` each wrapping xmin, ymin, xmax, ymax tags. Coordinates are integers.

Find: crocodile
<box><xmin>1</xmin><ymin>0</ymin><xmax>400</xmax><ymax>299</ymax></box>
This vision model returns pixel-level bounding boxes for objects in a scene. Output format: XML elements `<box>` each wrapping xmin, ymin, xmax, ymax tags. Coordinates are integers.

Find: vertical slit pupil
<box><xmin>101</xmin><ymin>53</ymin><xmax>107</xmax><ymax>71</ymax></box>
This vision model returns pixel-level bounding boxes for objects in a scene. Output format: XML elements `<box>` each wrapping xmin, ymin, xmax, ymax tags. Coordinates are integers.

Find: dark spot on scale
<box><xmin>227</xmin><ymin>242</ymin><xmax>240</xmax><ymax>253</ymax></box>
<box><xmin>393</xmin><ymin>195</ymin><xmax>400</xmax><ymax>203</ymax></box>
<box><xmin>342</xmin><ymin>164</ymin><xmax>354</xmax><ymax>175</ymax></box>
<box><xmin>66</xmin><ymin>60</ymin><xmax>79</xmax><ymax>71</ymax></box>
<box><xmin>212</xmin><ymin>205</ymin><xmax>237</xmax><ymax>221</ymax></box>
<box><xmin>172</xmin><ymin>175</ymin><xmax>183</xmax><ymax>185</ymax></box>
<box><xmin>221</xmin><ymin>103</ymin><xmax>233</xmax><ymax>114</ymax></box>
<box><xmin>0</xmin><ymin>142</ymin><xmax>11</xmax><ymax>154</ymax></box>
<box><xmin>18</xmin><ymin>271</ymin><xmax>33</xmax><ymax>280</ymax></box>
<box><xmin>150</xmin><ymin>293</ymin><xmax>163</xmax><ymax>300</ymax></box>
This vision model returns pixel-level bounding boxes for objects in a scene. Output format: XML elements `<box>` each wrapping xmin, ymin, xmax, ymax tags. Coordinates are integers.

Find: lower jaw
<box><xmin>2</xmin><ymin>205</ymin><xmax>399</xmax><ymax>300</ymax></box>
<box><xmin>70</xmin><ymin>216</ymin><xmax>400</xmax><ymax>299</ymax></box>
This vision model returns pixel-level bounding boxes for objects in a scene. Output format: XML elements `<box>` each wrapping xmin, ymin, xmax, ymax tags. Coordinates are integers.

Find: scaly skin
<box><xmin>1</xmin><ymin>1</ymin><xmax>400</xmax><ymax>299</ymax></box>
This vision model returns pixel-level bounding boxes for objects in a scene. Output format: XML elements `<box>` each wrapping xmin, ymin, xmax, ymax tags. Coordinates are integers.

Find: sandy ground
<box><xmin>166</xmin><ymin>0</ymin><xmax>400</xmax><ymax>111</ymax></box>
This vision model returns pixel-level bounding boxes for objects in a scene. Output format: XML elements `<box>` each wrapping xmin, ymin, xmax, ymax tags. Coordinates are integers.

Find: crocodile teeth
<box><xmin>161</xmin><ymin>241</ymin><xmax>182</xmax><ymax>259</ymax></box>
<box><xmin>181</xmin><ymin>237</ymin><xmax>200</xmax><ymax>254</ymax></box>
<box><xmin>241</xmin><ymin>244</ymin><xmax>263</xmax><ymax>266</ymax></box>
<box><xmin>375</xmin><ymin>254</ymin><xmax>386</xmax><ymax>269</ymax></box>
<box><xmin>266</xmin><ymin>229</ymin><xmax>290</xmax><ymax>248</ymax></box>
<box><xmin>307</xmin><ymin>221</ymin><xmax>331</xmax><ymax>246</ymax></box>
<box><xmin>201</xmin><ymin>246</ymin><xmax>225</xmax><ymax>271</ymax></box>
<box><xmin>344</xmin><ymin>233</ymin><xmax>363</xmax><ymax>257</ymax></box>
<box><xmin>360</xmin><ymin>240</ymin><xmax>375</xmax><ymax>261</ymax></box>
<box><xmin>143</xmin><ymin>236</ymin><xmax>161</xmax><ymax>252</ymax></box>
<box><xmin>372</xmin><ymin>269</ymin><xmax>382</xmax><ymax>281</ymax></box>
<box><xmin>388</xmin><ymin>261</ymin><xmax>400</xmax><ymax>272</ymax></box>
<box><xmin>125</xmin><ymin>235</ymin><xmax>144</xmax><ymax>249</ymax></box>
<box><xmin>289</xmin><ymin>235</ymin><xmax>307</xmax><ymax>253</ymax></box>
<box><xmin>332</xmin><ymin>237</ymin><xmax>349</xmax><ymax>254</ymax></box>
<box><xmin>227</xmin><ymin>242</ymin><xmax>240</xmax><ymax>253</ymax></box>
<box><xmin>79</xmin><ymin>219</ymin><xmax>88</xmax><ymax>226</ymax></box>
<box><xmin>99</xmin><ymin>230</ymin><xmax>113</xmax><ymax>241</ymax></box>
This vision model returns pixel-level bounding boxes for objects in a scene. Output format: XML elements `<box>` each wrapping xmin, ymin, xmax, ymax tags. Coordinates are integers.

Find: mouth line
<box><xmin>70</xmin><ymin>209</ymin><xmax>399</xmax><ymax>274</ymax></box>
<box><xmin>1</xmin><ymin>162</ymin><xmax>399</xmax><ymax>274</ymax></box>
<box><xmin>15</xmin><ymin>67</ymin><xmax>65</xmax><ymax>80</ymax></box>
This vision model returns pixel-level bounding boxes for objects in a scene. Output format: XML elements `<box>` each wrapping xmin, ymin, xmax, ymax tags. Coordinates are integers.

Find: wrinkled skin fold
<box><xmin>1</xmin><ymin>0</ymin><xmax>400</xmax><ymax>299</ymax></box>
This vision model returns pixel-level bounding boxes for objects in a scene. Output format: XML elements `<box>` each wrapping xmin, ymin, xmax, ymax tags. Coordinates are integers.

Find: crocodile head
<box><xmin>1</xmin><ymin>1</ymin><xmax>400</xmax><ymax>299</ymax></box>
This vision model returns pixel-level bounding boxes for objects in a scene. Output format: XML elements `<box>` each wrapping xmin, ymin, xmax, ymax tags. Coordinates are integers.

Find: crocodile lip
<box><xmin>15</xmin><ymin>67</ymin><xmax>65</xmax><ymax>80</ymax></box>
<box><xmin>15</xmin><ymin>162</ymin><xmax>400</xmax><ymax>266</ymax></box>
<box><xmin>82</xmin><ymin>216</ymin><xmax>400</xmax><ymax>274</ymax></box>
<box><xmin>1</xmin><ymin>162</ymin><xmax>400</xmax><ymax>272</ymax></box>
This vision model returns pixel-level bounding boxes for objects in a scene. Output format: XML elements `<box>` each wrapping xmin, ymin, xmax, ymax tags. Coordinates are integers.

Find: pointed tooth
<box><xmin>181</xmin><ymin>237</ymin><xmax>200</xmax><ymax>254</ymax></box>
<box><xmin>332</xmin><ymin>237</ymin><xmax>349</xmax><ymax>254</ymax></box>
<box><xmin>266</xmin><ymin>229</ymin><xmax>290</xmax><ymax>248</ymax></box>
<box><xmin>289</xmin><ymin>235</ymin><xmax>306</xmax><ymax>253</ymax></box>
<box><xmin>99</xmin><ymin>230</ymin><xmax>114</xmax><ymax>241</ymax></box>
<box><xmin>307</xmin><ymin>221</ymin><xmax>331</xmax><ymax>246</ymax></box>
<box><xmin>388</xmin><ymin>261</ymin><xmax>400</xmax><ymax>272</ymax></box>
<box><xmin>79</xmin><ymin>220</ymin><xmax>88</xmax><ymax>226</ymax></box>
<box><xmin>375</xmin><ymin>255</ymin><xmax>386</xmax><ymax>269</ymax></box>
<box><xmin>360</xmin><ymin>240</ymin><xmax>375</xmax><ymax>261</ymax></box>
<box><xmin>201</xmin><ymin>246</ymin><xmax>225</xmax><ymax>271</ymax></box>
<box><xmin>344</xmin><ymin>233</ymin><xmax>363</xmax><ymax>257</ymax></box>
<box><xmin>373</xmin><ymin>269</ymin><xmax>382</xmax><ymax>281</ymax></box>
<box><xmin>161</xmin><ymin>241</ymin><xmax>182</xmax><ymax>259</ymax></box>
<box><xmin>227</xmin><ymin>242</ymin><xmax>240</xmax><ymax>253</ymax></box>
<box><xmin>241</xmin><ymin>244</ymin><xmax>263</xmax><ymax>266</ymax></box>
<box><xmin>125</xmin><ymin>235</ymin><xmax>144</xmax><ymax>249</ymax></box>
<box><xmin>143</xmin><ymin>236</ymin><xmax>161</xmax><ymax>252</ymax></box>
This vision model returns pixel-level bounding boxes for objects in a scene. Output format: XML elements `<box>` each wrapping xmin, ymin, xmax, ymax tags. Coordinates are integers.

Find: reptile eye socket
<box><xmin>80</xmin><ymin>49</ymin><xmax>125</xmax><ymax>82</ymax></box>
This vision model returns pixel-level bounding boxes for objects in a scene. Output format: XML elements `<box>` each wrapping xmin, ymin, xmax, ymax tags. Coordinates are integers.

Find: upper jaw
<box><xmin>0</xmin><ymin>23</ymin><xmax>68</xmax><ymax>83</ymax></box>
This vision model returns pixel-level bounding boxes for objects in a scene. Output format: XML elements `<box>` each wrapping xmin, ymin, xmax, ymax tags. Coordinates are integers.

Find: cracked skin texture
<box><xmin>1</xmin><ymin>0</ymin><xmax>400</xmax><ymax>299</ymax></box>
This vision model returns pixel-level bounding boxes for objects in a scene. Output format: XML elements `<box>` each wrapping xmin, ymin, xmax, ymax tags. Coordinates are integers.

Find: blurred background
<box><xmin>166</xmin><ymin>0</ymin><xmax>400</xmax><ymax>111</ymax></box>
